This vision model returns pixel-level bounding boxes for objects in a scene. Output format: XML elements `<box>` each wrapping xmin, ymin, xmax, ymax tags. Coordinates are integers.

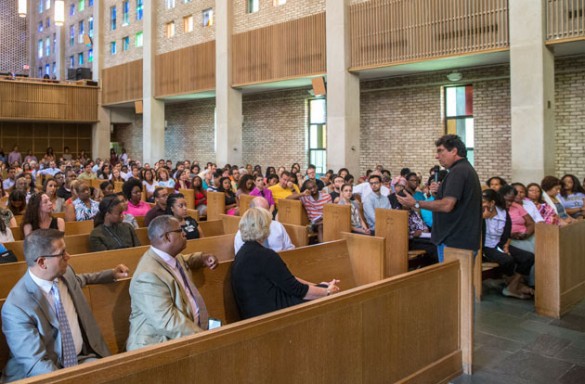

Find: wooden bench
<box><xmin>179</xmin><ymin>188</ymin><xmax>195</xmax><ymax>210</ymax></box>
<box><xmin>535</xmin><ymin>221</ymin><xmax>585</xmax><ymax>318</ymax></box>
<box><xmin>277</xmin><ymin>198</ymin><xmax>310</xmax><ymax>226</ymax></box>
<box><xmin>206</xmin><ymin>191</ymin><xmax>225</xmax><ymax>221</ymax></box>
<box><xmin>9</xmin><ymin>247</ymin><xmax>474</xmax><ymax>383</ymax></box>
<box><xmin>238</xmin><ymin>193</ymin><xmax>255</xmax><ymax>215</ymax></box>
<box><xmin>323</xmin><ymin>204</ymin><xmax>351</xmax><ymax>242</ymax></box>
<box><xmin>220</xmin><ymin>214</ymin><xmax>310</xmax><ymax>248</ymax></box>
<box><xmin>374</xmin><ymin>209</ymin><xmax>410</xmax><ymax>277</ymax></box>
<box><xmin>9</xmin><ymin>219</ymin><xmax>96</xmax><ymax>241</ymax></box>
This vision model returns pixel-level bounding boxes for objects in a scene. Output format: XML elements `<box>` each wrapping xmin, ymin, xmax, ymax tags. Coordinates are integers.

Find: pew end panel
<box><xmin>277</xmin><ymin>199</ymin><xmax>309</xmax><ymax>226</ymax></box>
<box><xmin>9</xmin><ymin>226</ymin><xmax>23</xmax><ymax>241</ymax></box>
<box><xmin>220</xmin><ymin>214</ymin><xmax>240</xmax><ymax>235</ymax></box>
<box><xmin>535</xmin><ymin>221</ymin><xmax>585</xmax><ymax>319</ymax></box>
<box><xmin>198</xmin><ymin>220</ymin><xmax>225</xmax><ymax>237</ymax></box>
<box><xmin>238</xmin><ymin>194</ymin><xmax>254</xmax><ymax>216</ymax></box>
<box><xmin>65</xmin><ymin>220</ymin><xmax>95</xmax><ymax>235</ymax></box>
<box><xmin>135</xmin><ymin>216</ymin><xmax>146</xmax><ymax>228</ymax></box>
<box><xmin>135</xmin><ymin>227</ymin><xmax>150</xmax><ymax>246</ymax></box>
<box><xmin>179</xmin><ymin>189</ymin><xmax>195</xmax><ymax>210</ymax></box>
<box><xmin>282</xmin><ymin>223</ymin><xmax>309</xmax><ymax>248</ymax></box>
<box><xmin>4</xmin><ymin>241</ymin><xmax>24</xmax><ymax>261</ymax></box>
<box><xmin>323</xmin><ymin>204</ymin><xmax>351</xmax><ymax>242</ymax></box>
<box><xmin>206</xmin><ymin>191</ymin><xmax>226</xmax><ymax>221</ymax></box>
<box><xmin>341</xmin><ymin>232</ymin><xmax>385</xmax><ymax>285</ymax></box>
<box><xmin>375</xmin><ymin>209</ymin><xmax>409</xmax><ymax>278</ymax></box>
<box><xmin>183</xmin><ymin>234</ymin><xmax>236</xmax><ymax>262</ymax></box>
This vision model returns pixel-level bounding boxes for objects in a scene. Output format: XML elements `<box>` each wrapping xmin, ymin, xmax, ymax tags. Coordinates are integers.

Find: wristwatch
<box><xmin>414</xmin><ymin>202</ymin><xmax>420</xmax><ymax>209</ymax></box>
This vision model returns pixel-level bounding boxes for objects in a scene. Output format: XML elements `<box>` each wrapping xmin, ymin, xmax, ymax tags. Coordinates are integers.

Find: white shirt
<box><xmin>234</xmin><ymin>221</ymin><xmax>295</xmax><ymax>254</ymax></box>
<box><xmin>353</xmin><ymin>181</ymin><xmax>390</xmax><ymax>200</ymax></box>
<box><xmin>28</xmin><ymin>270</ymin><xmax>83</xmax><ymax>356</ymax></box>
<box><xmin>522</xmin><ymin>199</ymin><xmax>544</xmax><ymax>223</ymax></box>
<box><xmin>2</xmin><ymin>178</ymin><xmax>14</xmax><ymax>191</ymax></box>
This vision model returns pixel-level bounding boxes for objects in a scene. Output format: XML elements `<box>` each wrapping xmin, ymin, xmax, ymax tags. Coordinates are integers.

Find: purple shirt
<box><xmin>250</xmin><ymin>187</ymin><xmax>275</xmax><ymax>207</ymax></box>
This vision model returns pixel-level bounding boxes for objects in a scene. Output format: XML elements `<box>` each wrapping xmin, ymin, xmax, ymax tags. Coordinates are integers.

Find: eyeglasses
<box><xmin>161</xmin><ymin>228</ymin><xmax>184</xmax><ymax>238</ymax></box>
<box><xmin>38</xmin><ymin>249</ymin><xmax>68</xmax><ymax>260</ymax></box>
<box><xmin>369</xmin><ymin>181</ymin><xmax>381</xmax><ymax>185</ymax></box>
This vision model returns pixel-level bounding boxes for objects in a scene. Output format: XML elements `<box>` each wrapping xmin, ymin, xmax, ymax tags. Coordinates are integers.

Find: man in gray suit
<box><xmin>1</xmin><ymin>229</ymin><xmax>130</xmax><ymax>383</ymax></box>
<box><xmin>126</xmin><ymin>215</ymin><xmax>218</xmax><ymax>351</ymax></box>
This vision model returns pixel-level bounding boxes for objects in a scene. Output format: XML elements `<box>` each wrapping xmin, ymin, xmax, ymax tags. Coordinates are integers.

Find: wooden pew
<box><xmin>323</xmin><ymin>204</ymin><xmax>351</xmax><ymax>242</ymax></box>
<box><xmin>90</xmin><ymin>179</ymin><xmax>103</xmax><ymax>190</ymax></box>
<box><xmin>219</xmin><ymin>214</ymin><xmax>240</xmax><ymax>234</ymax></box>
<box><xmin>238</xmin><ymin>193</ymin><xmax>255</xmax><ymax>215</ymax></box>
<box><xmin>535</xmin><ymin>221</ymin><xmax>585</xmax><ymax>318</ymax></box>
<box><xmin>374</xmin><ymin>208</ymin><xmax>410</xmax><ymax>277</ymax></box>
<box><xmin>114</xmin><ymin>181</ymin><xmax>123</xmax><ymax>193</ymax></box>
<box><xmin>220</xmin><ymin>214</ymin><xmax>310</xmax><ymax>248</ymax></box>
<box><xmin>341</xmin><ymin>232</ymin><xmax>385</xmax><ymax>286</ymax></box>
<box><xmin>277</xmin><ymin>198</ymin><xmax>309</xmax><ymax>226</ymax></box>
<box><xmin>206</xmin><ymin>191</ymin><xmax>225</xmax><ymax>221</ymax></box>
<box><xmin>199</xmin><ymin>219</ymin><xmax>225</xmax><ymax>237</ymax></box>
<box><xmin>135</xmin><ymin>215</ymin><xmax>146</xmax><ymax>228</ymax></box>
<box><xmin>65</xmin><ymin>220</ymin><xmax>95</xmax><ymax>235</ymax></box>
<box><xmin>179</xmin><ymin>188</ymin><xmax>195</xmax><ymax>210</ymax></box>
<box><xmin>17</xmin><ymin>250</ymin><xmax>473</xmax><ymax>383</ymax></box>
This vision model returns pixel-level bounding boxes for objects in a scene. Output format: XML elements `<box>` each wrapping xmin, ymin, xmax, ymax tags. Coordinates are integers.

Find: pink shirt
<box><xmin>249</xmin><ymin>187</ymin><xmax>275</xmax><ymax>207</ymax></box>
<box><xmin>509</xmin><ymin>202</ymin><xmax>528</xmax><ymax>234</ymax></box>
<box><xmin>124</xmin><ymin>200</ymin><xmax>151</xmax><ymax>217</ymax></box>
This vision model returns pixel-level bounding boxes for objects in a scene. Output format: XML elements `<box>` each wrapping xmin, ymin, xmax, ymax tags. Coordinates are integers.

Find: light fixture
<box><xmin>54</xmin><ymin>0</ymin><xmax>65</xmax><ymax>26</ymax></box>
<box><xmin>18</xmin><ymin>0</ymin><xmax>27</xmax><ymax>18</ymax></box>
<box><xmin>447</xmin><ymin>71</ymin><xmax>463</xmax><ymax>82</ymax></box>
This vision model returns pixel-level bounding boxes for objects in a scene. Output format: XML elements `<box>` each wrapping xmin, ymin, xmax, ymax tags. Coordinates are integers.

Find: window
<box><xmin>183</xmin><ymin>15</ymin><xmax>193</xmax><ymax>32</ymax></box>
<box><xmin>38</xmin><ymin>40</ymin><xmax>44</xmax><ymax>58</ymax></box>
<box><xmin>183</xmin><ymin>0</ymin><xmax>192</xmax><ymax>3</ymax></box>
<box><xmin>89</xmin><ymin>0</ymin><xmax>93</xmax><ymax>6</ymax></box>
<box><xmin>38</xmin><ymin>67</ymin><xmax>43</xmax><ymax>78</ymax></box>
<box><xmin>39</xmin><ymin>1</ymin><xmax>44</xmax><ymax>13</ymax></box>
<box><xmin>202</xmin><ymin>8</ymin><xmax>213</xmax><ymax>27</ymax></box>
<box><xmin>38</xmin><ymin>21</ymin><xmax>44</xmax><ymax>32</ymax></box>
<box><xmin>123</xmin><ymin>36</ymin><xmax>130</xmax><ymax>51</ymax></box>
<box><xmin>69</xmin><ymin>25</ymin><xmax>75</xmax><ymax>46</ymax></box>
<box><xmin>69</xmin><ymin>55</ymin><xmax>74</xmax><ymax>68</ymax></box>
<box><xmin>46</xmin><ymin>17</ymin><xmax>50</xmax><ymax>27</ymax></box>
<box><xmin>46</xmin><ymin>0</ymin><xmax>51</xmax><ymax>10</ymax></box>
<box><xmin>166</xmin><ymin>22</ymin><xmax>175</xmax><ymax>38</ymax></box>
<box><xmin>88</xmin><ymin>49</ymin><xmax>93</xmax><ymax>62</ymax></box>
<box><xmin>247</xmin><ymin>0</ymin><xmax>259</xmax><ymax>13</ymax></box>
<box><xmin>135</xmin><ymin>31</ymin><xmax>143</xmax><ymax>47</ymax></box>
<box><xmin>110</xmin><ymin>6</ymin><xmax>117</xmax><ymax>30</ymax></box>
<box><xmin>78</xmin><ymin>21</ymin><xmax>85</xmax><ymax>43</ymax></box>
<box><xmin>88</xmin><ymin>17</ymin><xmax>94</xmax><ymax>37</ymax></box>
<box><xmin>69</xmin><ymin>3</ymin><xmax>75</xmax><ymax>16</ymax></box>
<box><xmin>78</xmin><ymin>0</ymin><xmax>85</xmax><ymax>12</ymax></box>
<box><xmin>308</xmin><ymin>98</ymin><xmax>327</xmax><ymax>174</ymax></box>
<box><xmin>78</xmin><ymin>52</ymin><xmax>84</xmax><ymax>65</ymax></box>
<box><xmin>273</xmin><ymin>0</ymin><xmax>286</xmax><ymax>5</ymax></box>
<box><xmin>52</xmin><ymin>62</ymin><xmax>57</xmax><ymax>76</ymax></box>
<box><xmin>445</xmin><ymin>85</ymin><xmax>474</xmax><ymax>165</ymax></box>
<box><xmin>45</xmin><ymin>64</ymin><xmax>50</xmax><ymax>75</ymax></box>
<box><xmin>45</xmin><ymin>37</ymin><xmax>51</xmax><ymax>56</ymax></box>
<box><xmin>136</xmin><ymin>0</ymin><xmax>143</xmax><ymax>20</ymax></box>
<box><xmin>110</xmin><ymin>41</ymin><xmax>117</xmax><ymax>55</ymax></box>
<box><xmin>53</xmin><ymin>33</ymin><xmax>56</xmax><ymax>54</ymax></box>
<box><xmin>166</xmin><ymin>0</ymin><xmax>176</xmax><ymax>9</ymax></box>
<box><xmin>123</xmin><ymin>1</ymin><xmax>130</xmax><ymax>25</ymax></box>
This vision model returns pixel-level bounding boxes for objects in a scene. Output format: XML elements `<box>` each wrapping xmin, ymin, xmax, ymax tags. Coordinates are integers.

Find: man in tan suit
<box><xmin>126</xmin><ymin>215</ymin><xmax>218</xmax><ymax>351</ymax></box>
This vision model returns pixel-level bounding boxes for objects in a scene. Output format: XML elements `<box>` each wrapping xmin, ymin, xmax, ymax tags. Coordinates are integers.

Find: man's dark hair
<box><xmin>24</xmin><ymin>229</ymin><xmax>64</xmax><ymax>267</ymax></box>
<box><xmin>153</xmin><ymin>187</ymin><xmax>166</xmax><ymax>199</ymax></box>
<box><xmin>405</xmin><ymin>172</ymin><xmax>418</xmax><ymax>181</ymax></box>
<box><xmin>307</xmin><ymin>164</ymin><xmax>316</xmax><ymax>171</ymax></box>
<box><xmin>435</xmin><ymin>134</ymin><xmax>467</xmax><ymax>158</ymax></box>
<box><xmin>213</xmin><ymin>170</ymin><xmax>223</xmax><ymax>179</ymax></box>
<box><xmin>400</xmin><ymin>168</ymin><xmax>411</xmax><ymax>177</ymax></box>
<box><xmin>368</xmin><ymin>174</ymin><xmax>382</xmax><ymax>183</ymax></box>
<box><xmin>280</xmin><ymin>171</ymin><xmax>292</xmax><ymax>178</ymax></box>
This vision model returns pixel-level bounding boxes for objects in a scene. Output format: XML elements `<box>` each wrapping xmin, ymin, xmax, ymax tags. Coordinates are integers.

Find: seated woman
<box><xmin>558</xmin><ymin>174</ymin><xmax>585</xmax><ymax>219</ymax></box>
<box><xmin>14</xmin><ymin>174</ymin><xmax>35</xmax><ymax>203</ymax></box>
<box><xmin>237</xmin><ymin>174</ymin><xmax>255</xmax><ymax>199</ymax></box>
<box><xmin>526</xmin><ymin>183</ymin><xmax>560</xmax><ymax>225</ymax></box>
<box><xmin>43</xmin><ymin>177</ymin><xmax>65</xmax><ymax>213</ymax></box>
<box><xmin>192</xmin><ymin>175</ymin><xmax>208</xmax><ymax>217</ymax></box>
<box><xmin>218</xmin><ymin>176</ymin><xmax>238</xmax><ymax>215</ymax></box>
<box><xmin>511</xmin><ymin>183</ymin><xmax>543</xmax><ymax>224</ymax></box>
<box><xmin>499</xmin><ymin>185</ymin><xmax>536</xmax><ymax>254</ymax></box>
<box><xmin>166</xmin><ymin>193</ymin><xmax>203</xmax><ymax>239</ymax></box>
<box><xmin>64</xmin><ymin>182</ymin><xmax>99</xmax><ymax>222</ymax></box>
<box><xmin>338</xmin><ymin>183</ymin><xmax>370</xmax><ymax>235</ymax></box>
<box><xmin>482</xmin><ymin>189</ymin><xmax>534</xmax><ymax>299</ymax></box>
<box><xmin>22</xmin><ymin>193</ymin><xmax>66</xmax><ymax>236</ymax></box>
<box><xmin>115</xmin><ymin>192</ymin><xmax>139</xmax><ymax>229</ymax></box>
<box><xmin>485</xmin><ymin>176</ymin><xmax>508</xmax><ymax>192</ymax></box>
<box><xmin>99</xmin><ymin>180</ymin><xmax>115</xmax><ymax>198</ymax></box>
<box><xmin>142</xmin><ymin>169</ymin><xmax>156</xmax><ymax>202</ymax></box>
<box><xmin>231</xmin><ymin>207</ymin><xmax>340</xmax><ymax>319</ymax></box>
<box><xmin>541</xmin><ymin>176</ymin><xmax>577</xmax><ymax>226</ymax></box>
<box><xmin>89</xmin><ymin>195</ymin><xmax>141</xmax><ymax>251</ymax></box>
<box><xmin>156</xmin><ymin>168</ymin><xmax>175</xmax><ymax>189</ymax></box>
<box><xmin>123</xmin><ymin>178</ymin><xmax>150</xmax><ymax>217</ymax></box>
<box><xmin>174</xmin><ymin>170</ymin><xmax>191</xmax><ymax>191</ymax></box>
<box><xmin>7</xmin><ymin>190</ymin><xmax>27</xmax><ymax>216</ymax></box>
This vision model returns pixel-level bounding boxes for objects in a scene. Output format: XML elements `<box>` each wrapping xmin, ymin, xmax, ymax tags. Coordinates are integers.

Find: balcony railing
<box><xmin>547</xmin><ymin>0</ymin><xmax>585</xmax><ymax>41</ymax></box>
<box><xmin>350</xmin><ymin>0</ymin><xmax>509</xmax><ymax>69</ymax></box>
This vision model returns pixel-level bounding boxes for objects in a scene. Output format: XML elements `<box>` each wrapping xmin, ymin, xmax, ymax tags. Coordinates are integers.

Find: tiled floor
<box><xmin>452</xmin><ymin>281</ymin><xmax>585</xmax><ymax>384</ymax></box>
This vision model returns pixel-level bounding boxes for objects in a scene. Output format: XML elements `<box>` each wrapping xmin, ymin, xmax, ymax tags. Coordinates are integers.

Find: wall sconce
<box><xmin>55</xmin><ymin>0</ymin><xmax>65</xmax><ymax>26</ymax></box>
<box><xmin>18</xmin><ymin>0</ymin><xmax>27</xmax><ymax>17</ymax></box>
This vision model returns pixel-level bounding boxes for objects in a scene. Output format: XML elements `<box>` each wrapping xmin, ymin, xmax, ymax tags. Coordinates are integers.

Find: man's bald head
<box><xmin>249</xmin><ymin>197</ymin><xmax>269</xmax><ymax>210</ymax></box>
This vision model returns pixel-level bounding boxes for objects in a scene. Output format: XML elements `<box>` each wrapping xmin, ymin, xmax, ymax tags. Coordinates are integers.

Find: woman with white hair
<box><xmin>231</xmin><ymin>207</ymin><xmax>340</xmax><ymax>319</ymax></box>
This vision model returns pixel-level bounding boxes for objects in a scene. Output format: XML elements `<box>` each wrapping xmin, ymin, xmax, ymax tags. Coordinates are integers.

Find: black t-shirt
<box><xmin>182</xmin><ymin>216</ymin><xmax>200</xmax><ymax>240</ymax></box>
<box><xmin>431</xmin><ymin>158</ymin><xmax>482</xmax><ymax>251</ymax></box>
<box><xmin>56</xmin><ymin>185</ymin><xmax>71</xmax><ymax>200</ymax></box>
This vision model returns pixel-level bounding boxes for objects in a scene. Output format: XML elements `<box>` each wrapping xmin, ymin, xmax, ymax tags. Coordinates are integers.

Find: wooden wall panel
<box><xmin>0</xmin><ymin>80</ymin><xmax>98</xmax><ymax>122</ymax></box>
<box><xmin>232</xmin><ymin>13</ymin><xmax>326</xmax><ymax>86</ymax></box>
<box><xmin>155</xmin><ymin>41</ymin><xmax>216</xmax><ymax>98</ymax></box>
<box><xmin>101</xmin><ymin>60</ymin><xmax>143</xmax><ymax>106</ymax></box>
<box><xmin>547</xmin><ymin>0</ymin><xmax>585</xmax><ymax>42</ymax></box>
<box><xmin>350</xmin><ymin>0</ymin><xmax>510</xmax><ymax>69</ymax></box>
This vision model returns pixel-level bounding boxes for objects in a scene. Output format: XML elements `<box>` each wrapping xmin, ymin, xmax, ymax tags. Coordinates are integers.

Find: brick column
<box><xmin>325</xmin><ymin>0</ymin><xmax>361</xmax><ymax>175</ymax></box>
<box><xmin>510</xmin><ymin>0</ymin><xmax>555</xmax><ymax>183</ymax></box>
<box><xmin>91</xmin><ymin>0</ymin><xmax>110</xmax><ymax>159</ymax></box>
<box><xmin>215</xmin><ymin>0</ymin><xmax>243</xmax><ymax>166</ymax></box>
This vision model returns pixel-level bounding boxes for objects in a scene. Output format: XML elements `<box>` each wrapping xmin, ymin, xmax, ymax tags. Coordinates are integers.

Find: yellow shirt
<box><xmin>269</xmin><ymin>184</ymin><xmax>300</xmax><ymax>206</ymax></box>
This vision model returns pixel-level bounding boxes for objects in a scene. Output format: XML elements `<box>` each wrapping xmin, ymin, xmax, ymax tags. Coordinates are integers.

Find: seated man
<box><xmin>269</xmin><ymin>171</ymin><xmax>302</xmax><ymax>207</ymax></box>
<box><xmin>234</xmin><ymin>197</ymin><xmax>295</xmax><ymax>253</ymax></box>
<box><xmin>144</xmin><ymin>187</ymin><xmax>169</xmax><ymax>226</ymax></box>
<box><xmin>363</xmin><ymin>174</ymin><xmax>391</xmax><ymax>234</ymax></box>
<box><xmin>126</xmin><ymin>215</ymin><xmax>218</xmax><ymax>351</ymax></box>
<box><xmin>1</xmin><ymin>229</ymin><xmax>129</xmax><ymax>382</ymax></box>
<box><xmin>300</xmin><ymin>165</ymin><xmax>325</xmax><ymax>192</ymax></box>
<box><xmin>297</xmin><ymin>180</ymin><xmax>332</xmax><ymax>242</ymax></box>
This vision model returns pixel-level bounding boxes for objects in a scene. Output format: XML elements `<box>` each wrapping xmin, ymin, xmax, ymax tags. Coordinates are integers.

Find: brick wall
<box><xmin>156</xmin><ymin>0</ymin><xmax>215</xmax><ymax>55</ymax></box>
<box><xmin>112</xmin><ymin>116</ymin><xmax>143</xmax><ymax>161</ymax></box>
<box><xmin>0</xmin><ymin>1</ymin><xmax>28</xmax><ymax>74</ymax></box>
<box><xmin>242</xmin><ymin>89</ymin><xmax>309</xmax><ymax>169</ymax></box>
<box><xmin>555</xmin><ymin>56</ymin><xmax>585</xmax><ymax>179</ymax></box>
<box><xmin>30</xmin><ymin>2</ymin><xmax>58</xmax><ymax>78</ymax></box>
<box><xmin>233</xmin><ymin>0</ymin><xmax>325</xmax><ymax>34</ymax></box>
<box><xmin>103</xmin><ymin>0</ymin><xmax>144</xmax><ymax>68</ymax></box>
<box><xmin>63</xmin><ymin>0</ymin><xmax>95</xmax><ymax>72</ymax></box>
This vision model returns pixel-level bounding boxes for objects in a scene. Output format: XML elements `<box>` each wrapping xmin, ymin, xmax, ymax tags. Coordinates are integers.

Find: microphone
<box><xmin>433</xmin><ymin>166</ymin><xmax>440</xmax><ymax>183</ymax></box>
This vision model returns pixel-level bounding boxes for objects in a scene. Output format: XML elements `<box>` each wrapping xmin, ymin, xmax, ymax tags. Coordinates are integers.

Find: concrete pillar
<box><xmin>215</xmin><ymin>0</ymin><xmax>243</xmax><ymax>166</ymax></box>
<box><xmin>91</xmin><ymin>0</ymin><xmax>110</xmax><ymax>159</ymax></box>
<box><xmin>325</xmin><ymin>0</ymin><xmax>361</xmax><ymax>175</ymax></box>
<box><xmin>510</xmin><ymin>0</ymin><xmax>555</xmax><ymax>183</ymax></box>
<box><xmin>142</xmin><ymin>0</ymin><xmax>165</xmax><ymax>164</ymax></box>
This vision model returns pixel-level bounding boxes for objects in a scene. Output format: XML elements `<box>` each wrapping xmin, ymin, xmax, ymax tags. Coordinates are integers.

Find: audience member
<box><xmin>89</xmin><ymin>195</ymin><xmax>141</xmax><ymax>251</ymax></box>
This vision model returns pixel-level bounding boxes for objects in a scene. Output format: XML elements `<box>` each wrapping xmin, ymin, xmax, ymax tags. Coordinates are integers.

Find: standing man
<box><xmin>126</xmin><ymin>215</ymin><xmax>218</xmax><ymax>351</ymax></box>
<box><xmin>1</xmin><ymin>229</ymin><xmax>129</xmax><ymax>382</ymax></box>
<box><xmin>398</xmin><ymin>135</ymin><xmax>482</xmax><ymax>262</ymax></box>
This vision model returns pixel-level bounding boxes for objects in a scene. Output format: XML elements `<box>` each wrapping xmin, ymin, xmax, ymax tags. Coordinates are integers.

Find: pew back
<box><xmin>277</xmin><ymin>199</ymin><xmax>309</xmax><ymax>226</ymax></box>
<box><xmin>375</xmin><ymin>208</ymin><xmax>409</xmax><ymax>277</ymax></box>
<box><xmin>238</xmin><ymin>194</ymin><xmax>255</xmax><ymax>215</ymax></box>
<box><xmin>206</xmin><ymin>191</ymin><xmax>225</xmax><ymax>221</ymax></box>
<box><xmin>198</xmin><ymin>219</ymin><xmax>225</xmax><ymax>237</ymax></box>
<box><xmin>179</xmin><ymin>189</ymin><xmax>195</xmax><ymax>210</ymax></box>
<box><xmin>323</xmin><ymin>204</ymin><xmax>351</xmax><ymax>242</ymax></box>
<box><xmin>65</xmin><ymin>220</ymin><xmax>95</xmax><ymax>235</ymax></box>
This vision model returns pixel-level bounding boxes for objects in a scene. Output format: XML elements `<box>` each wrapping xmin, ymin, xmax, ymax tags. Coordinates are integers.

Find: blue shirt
<box><xmin>363</xmin><ymin>192</ymin><xmax>391</xmax><ymax>230</ymax></box>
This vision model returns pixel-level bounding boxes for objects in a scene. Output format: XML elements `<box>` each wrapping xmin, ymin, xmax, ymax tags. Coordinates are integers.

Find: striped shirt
<box><xmin>300</xmin><ymin>192</ymin><xmax>332</xmax><ymax>223</ymax></box>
